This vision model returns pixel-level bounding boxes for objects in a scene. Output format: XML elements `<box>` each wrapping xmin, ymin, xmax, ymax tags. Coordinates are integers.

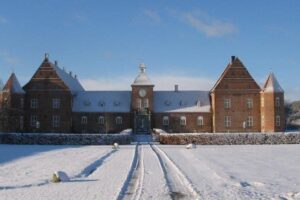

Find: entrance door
<box><xmin>135</xmin><ymin>113</ymin><xmax>150</xmax><ymax>134</ymax></box>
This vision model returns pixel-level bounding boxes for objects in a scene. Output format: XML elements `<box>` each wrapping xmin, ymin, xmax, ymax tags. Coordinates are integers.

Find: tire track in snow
<box><xmin>74</xmin><ymin>149</ymin><xmax>117</xmax><ymax>178</ymax></box>
<box><xmin>116</xmin><ymin>144</ymin><xmax>144</xmax><ymax>200</ymax></box>
<box><xmin>150</xmin><ymin>145</ymin><xmax>201</xmax><ymax>200</ymax></box>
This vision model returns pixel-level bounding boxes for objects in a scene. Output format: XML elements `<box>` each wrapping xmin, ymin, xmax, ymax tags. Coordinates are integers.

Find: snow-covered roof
<box><xmin>132</xmin><ymin>63</ymin><xmax>154</xmax><ymax>86</ymax></box>
<box><xmin>2</xmin><ymin>73</ymin><xmax>25</xmax><ymax>94</ymax></box>
<box><xmin>263</xmin><ymin>73</ymin><xmax>284</xmax><ymax>93</ymax></box>
<box><xmin>153</xmin><ymin>91</ymin><xmax>211</xmax><ymax>113</ymax></box>
<box><xmin>72</xmin><ymin>91</ymin><xmax>131</xmax><ymax>113</ymax></box>
<box><xmin>52</xmin><ymin>64</ymin><xmax>84</xmax><ymax>93</ymax></box>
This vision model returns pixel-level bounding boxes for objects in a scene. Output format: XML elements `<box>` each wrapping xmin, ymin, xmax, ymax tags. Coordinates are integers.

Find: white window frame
<box><xmin>144</xmin><ymin>98</ymin><xmax>149</xmax><ymax>108</ymax></box>
<box><xmin>81</xmin><ymin>116</ymin><xmax>88</xmax><ymax>124</ymax></box>
<box><xmin>197</xmin><ymin>116</ymin><xmax>204</xmax><ymax>126</ymax></box>
<box><xmin>52</xmin><ymin>98</ymin><xmax>60</xmax><ymax>109</ymax></box>
<box><xmin>136</xmin><ymin>98</ymin><xmax>142</xmax><ymax>109</ymax></box>
<box><xmin>116</xmin><ymin>116</ymin><xmax>123</xmax><ymax>125</ymax></box>
<box><xmin>52</xmin><ymin>115</ymin><xmax>60</xmax><ymax>128</ymax></box>
<box><xmin>276</xmin><ymin>115</ymin><xmax>281</xmax><ymax>126</ymax></box>
<box><xmin>30</xmin><ymin>115</ymin><xmax>37</xmax><ymax>127</ymax></box>
<box><xmin>98</xmin><ymin>116</ymin><xmax>105</xmax><ymax>125</ymax></box>
<box><xmin>246</xmin><ymin>116</ymin><xmax>254</xmax><ymax>127</ymax></box>
<box><xmin>247</xmin><ymin>98</ymin><xmax>253</xmax><ymax>109</ymax></box>
<box><xmin>162</xmin><ymin>116</ymin><xmax>169</xmax><ymax>126</ymax></box>
<box><xmin>224</xmin><ymin>116</ymin><xmax>231</xmax><ymax>127</ymax></box>
<box><xmin>224</xmin><ymin>98</ymin><xmax>231</xmax><ymax>109</ymax></box>
<box><xmin>31</xmin><ymin>98</ymin><xmax>38</xmax><ymax>109</ymax></box>
<box><xmin>275</xmin><ymin>97</ymin><xmax>280</xmax><ymax>107</ymax></box>
<box><xmin>180</xmin><ymin>116</ymin><xmax>186</xmax><ymax>126</ymax></box>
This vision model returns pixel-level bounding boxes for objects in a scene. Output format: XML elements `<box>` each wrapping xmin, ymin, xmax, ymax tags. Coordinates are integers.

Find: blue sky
<box><xmin>0</xmin><ymin>0</ymin><xmax>300</xmax><ymax>100</ymax></box>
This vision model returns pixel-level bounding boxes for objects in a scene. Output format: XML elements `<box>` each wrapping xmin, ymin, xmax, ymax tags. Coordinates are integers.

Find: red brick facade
<box><xmin>0</xmin><ymin>55</ymin><xmax>285</xmax><ymax>133</ymax></box>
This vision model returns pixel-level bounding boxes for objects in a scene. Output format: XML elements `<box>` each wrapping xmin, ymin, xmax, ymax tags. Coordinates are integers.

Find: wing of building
<box><xmin>0</xmin><ymin>55</ymin><xmax>285</xmax><ymax>133</ymax></box>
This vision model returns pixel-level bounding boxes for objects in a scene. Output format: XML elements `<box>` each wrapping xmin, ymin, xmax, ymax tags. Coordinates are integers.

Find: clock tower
<box><xmin>131</xmin><ymin>63</ymin><xmax>154</xmax><ymax>134</ymax></box>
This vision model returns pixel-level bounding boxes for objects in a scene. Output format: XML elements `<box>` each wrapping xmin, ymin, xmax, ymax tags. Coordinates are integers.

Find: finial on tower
<box><xmin>139</xmin><ymin>63</ymin><xmax>146</xmax><ymax>73</ymax></box>
<box><xmin>44</xmin><ymin>53</ymin><xmax>49</xmax><ymax>61</ymax></box>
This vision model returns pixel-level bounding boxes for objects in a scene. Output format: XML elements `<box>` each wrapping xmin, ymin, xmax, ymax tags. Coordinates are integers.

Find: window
<box><xmin>276</xmin><ymin>97</ymin><xmax>280</xmax><ymax>107</ymax></box>
<box><xmin>81</xmin><ymin>116</ymin><xmax>88</xmax><ymax>124</ymax></box>
<box><xmin>261</xmin><ymin>97</ymin><xmax>264</xmax><ymax>107</ymax></box>
<box><xmin>20</xmin><ymin>98</ymin><xmax>24</xmax><ymax>109</ymax></box>
<box><xmin>224</xmin><ymin>116</ymin><xmax>231</xmax><ymax>127</ymax></box>
<box><xmin>31</xmin><ymin>99</ymin><xmax>38</xmax><ymax>109</ymax></box>
<box><xmin>163</xmin><ymin>116</ymin><xmax>169</xmax><ymax>126</ymax></box>
<box><xmin>98</xmin><ymin>116</ymin><xmax>105</xmax><ymax>125</ymax></box>
<box><xmin>247</xmin><ymin>98</ymin><xmax>253</xmax><ymax>109</ymax></box>
<box><xmin>31</xmin><ymin>115</ymin><xmax>37</xmax><ymax>127</ymax></box>
<box><xmin>52</xmin><ymin>98</ymin><xmax>60</xmax><ymax>109</ymax></box>
<box><xmin>52</xmin><ymin>115</ymin><xmax>60</xmax><ymax>128</ymax></box>
<box><xmin>180</xmin><ymin>116</ymin><xmax>186</xmax><ymax>126</ymax></box>
<box><xmin>276</xmin><ymin>115</ymin><xmax>281</xmax><ymax>126</ymax></box>
<box><xmin>20</xmin><ymin>116</ymin><xmax>24</xmax><ymax>130</ymax></box>
<box><xmin>224</xmin><ymin>98</ymin><xmax>231</xmax><ymax>109</ymax></box>
<box><xmin>144</xmin><ymin>98</ymin><xmax>149</xmax><ymax>108</ymax></box>
<box><xmin>246</xmin><ymin>116</ymin><xmax>253</xmax><ymax>127</ymax></box>
<box><xmin>197</xmin><ymin>116</ymin><xmax>204</xmax><ymax>126</ymax></box>
<box><xmin>116</xmin><ymin>116</ymin><xmax>123</xmax><ymax>125</ymax></box>
<box><xmin>136</xmin><ymin>98</ymin><xmax>142</xmax><ymax>109</ymax></box>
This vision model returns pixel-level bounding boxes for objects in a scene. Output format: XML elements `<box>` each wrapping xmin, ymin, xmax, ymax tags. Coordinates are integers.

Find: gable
<box><xmin>211</xmin><ymin>57</ymin><xmax>261</xmax><ymax>92</ymax></box>
<box><xmin>23</xmin><ymin>58</ymin><xmax>84</xmax><ymax>93</ymax></box>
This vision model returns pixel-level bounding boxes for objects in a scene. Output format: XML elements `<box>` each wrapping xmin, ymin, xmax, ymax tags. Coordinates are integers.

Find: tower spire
<box><xmin>139</xmin><ymin>63</ymin><xmax>146</xmax><ymax>73</ymax></box>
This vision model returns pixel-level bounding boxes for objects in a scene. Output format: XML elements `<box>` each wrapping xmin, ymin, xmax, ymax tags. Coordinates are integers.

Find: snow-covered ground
<box><xmin>0</xmin><ymin>144</ymin><xmax>299</xmax><ymax>200</ymax></box>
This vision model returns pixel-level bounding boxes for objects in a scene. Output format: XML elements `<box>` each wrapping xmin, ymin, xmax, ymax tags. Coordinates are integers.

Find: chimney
<box><xmin>175</xmin><ymin>84</ymin><xmax>179</xmax><ymax>92</ymax></box>
<box><xmin>231</xmin><ymin>56</ymin><xmax>235</xmax><ymax>63</ymax></box>
<box><xmin>54</xmin><ymin>60</ymin><xmax>58</xmax><ymax>66</ymax></box>
<box><xmin>75</xmin><ymin>74</ymin><xmax>77</xmax><ymax>79</ymax></box>
<box><xmin>69</xmin><ymin>71</ymin><xmax>72</xmax><ymax>76</ymax></box>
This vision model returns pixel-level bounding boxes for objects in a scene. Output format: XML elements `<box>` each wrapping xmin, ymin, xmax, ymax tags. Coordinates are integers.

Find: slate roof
<box><xmin>2</xmin><ymin>73</ymin><xmax>25</xmax><ymax>94</ymax></box>
<box><xmin>263</xmin><ymin>73</ymin><xmax>284</xmax><ymax>93</ymax></box>
<box><xmin>153</xmin><ymin>91</ymin><xmax>211</xmax><ymax>113</ymax></box>
<box><xmin>52</xmin><ymin>63</ymin><xmax>84</xmax><ymax>92</ymax></box>
<box><xmin>72</xmin><ymin>91</ymin><xmax>131</xmax><ymax>113</ymax></box>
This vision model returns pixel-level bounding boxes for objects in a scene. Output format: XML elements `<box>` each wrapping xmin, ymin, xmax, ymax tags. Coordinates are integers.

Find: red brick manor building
<box><xmin>0</xmin><ymin>55</ymin><xmax>285</xmax><ymax>134</ymax></box>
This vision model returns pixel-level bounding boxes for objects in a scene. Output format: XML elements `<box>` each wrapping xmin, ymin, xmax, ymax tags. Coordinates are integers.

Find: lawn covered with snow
<box><xmin>0</xmin><ymin>144</ymin><xmax>299</xmax><ymax>200</ymax></box>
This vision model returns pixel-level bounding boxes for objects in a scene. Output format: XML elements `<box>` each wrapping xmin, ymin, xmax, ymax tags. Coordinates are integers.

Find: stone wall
<box><xmin>159</xmin><ymin>132</ymin><xmax>300</xmax><ymax>145</ymax></box>
<box><xmin>0</xmin><ymin>132</ymin><xmax>132</xmax><ymax>145</ymax></box>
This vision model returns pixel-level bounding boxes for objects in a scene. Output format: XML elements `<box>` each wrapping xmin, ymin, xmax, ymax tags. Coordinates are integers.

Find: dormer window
<box><xmin>83</xmin><ymin>100</ymin><xmax>91</xmax><ymax>106</ymax></box>
<box><xmin>114</xmin><ymin>101</ymin><xmax>120</xmax><ymax>106</ymax></box>
<box><xmin>98</xmin><ymin>101</ymin><xmax>105</xmax><ymax>107</ymax></box>
<box><xmin>164</xmin><ymin>100</ymin><xmax>171</xmax><ymax>106</ymax></box>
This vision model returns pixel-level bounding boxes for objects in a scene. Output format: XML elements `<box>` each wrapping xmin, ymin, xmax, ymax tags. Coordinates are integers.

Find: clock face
<box><xmin>139</xmin><ymin>89</ymin><xmax>146</xmax><ymax>97</ymax></box>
